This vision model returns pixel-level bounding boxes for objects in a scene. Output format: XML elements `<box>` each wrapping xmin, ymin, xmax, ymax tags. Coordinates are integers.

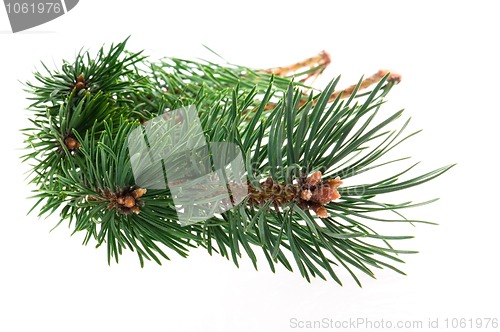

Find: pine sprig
<box><xmin>26</xmin><ymin>37</ymin><xmax>146</xmax><ymax>109</ymax></box>
<box><xmin>22</xmin><ymin>39</ymin><xmax>454</xmax><ymax>285</ymax></box>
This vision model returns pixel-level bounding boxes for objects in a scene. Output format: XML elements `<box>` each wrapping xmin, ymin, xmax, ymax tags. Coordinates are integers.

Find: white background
<box><xmin>1</xmin><ymin>1</ymin><xmax>499</xmax><ymax>331</ymax></box>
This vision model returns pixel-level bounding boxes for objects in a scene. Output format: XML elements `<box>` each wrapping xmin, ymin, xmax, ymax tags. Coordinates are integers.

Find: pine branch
<box><xmin>22</xmin><ymin>39</ymin><xmax>454</xmax><ymax>285</ymax></box>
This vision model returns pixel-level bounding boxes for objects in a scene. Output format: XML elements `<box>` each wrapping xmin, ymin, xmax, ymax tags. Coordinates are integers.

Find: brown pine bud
<box><xmin>76</xmin><ymin>74</ymin><xmax>85</xmax><ymax>83</ymax></box>
<box><xmin>305</xmin><ymin>171</ymin><xmax>322</xmax><ymax>186</ymax></box>
<box><xmin>300</xmin><ymin>189</ymin><xmax>312</xmax><ymax>201</ymax></box>
<box><xmin>310</xmin><ymin>176</ymin><xmax>343</xmax><ymax>205</ymax></box>
<box><xmin>74</xmin><ymin>81</ymin><xmax>85</xmax><ymax>92</ymax></box>
<box><xmin>132</xmin><ymin>188</ymin><xmax>147</xmax><ymax>199</ymax></box>
<box><xmin>64</xmin><ymin>136</ymin><xmax>80</xmax><ymax>150</ymax></box>
<box><xmin>312</xmin><ymin>205</ymin><xmax>329</xmax><ymax>218</ymax></box>
<box><xmin>123</xmin><ymin>196</ymin><xmax>136</xmax><ymax>208</ymax></box>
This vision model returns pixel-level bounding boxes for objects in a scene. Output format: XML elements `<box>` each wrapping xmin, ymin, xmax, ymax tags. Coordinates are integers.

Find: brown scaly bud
<box><xmin>305</xmin><ymin>171</ymin><xmax>322</xmax><ymax>186</ymax></box>
<box><xmin>130</xmin><ymin>206</ymin><xmax>141</xmax><ymax>214</ymax></box>
<box><xmin>132</xmin><ymin>188</ymin><xmax>147</xmax><ymax>199</ymax></box>
<box><xmin>74</xmin><ymin>82</ymin><xmax>85</xmax><ymax>91</ymax></box>
<box><xmin>73</xmin><ymin>74</ymin><xmax>86</xmax><ymax>92</ymax></box>
<box><xmin>309</xmin><ymin>176</ymin><xmax>342</xmax><ymax>205</ymax></box>
<box><xmin>64</xmin><ymin>136</ymin><xmax>81</xmax><ymax>151</ymax></box>
<box><xmin>300</xmin><ymin>189</ymin><xmax>312</xmax><ymax>201</ymax></box>
<box><xmin>312</xmin><ymin>205</ymin><xmax>329</xmax><ymax>219</ymax></box>
<box><xmin>298</xmin><ymin>171</ymin><xmax>343</xmax><ymax>218</ymax></box>
<box><xmin>123</xmin><ymin>196</ymin><xmax>136</xmax><ymax>208</ymax></box>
